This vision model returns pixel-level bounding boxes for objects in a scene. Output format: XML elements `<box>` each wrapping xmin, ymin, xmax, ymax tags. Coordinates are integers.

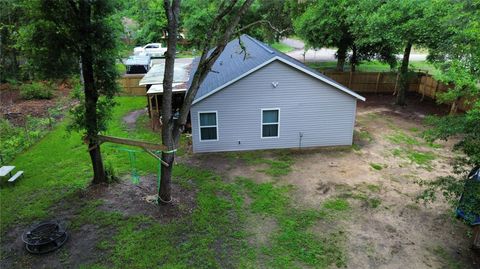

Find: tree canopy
<box><xmin>122</xmin><ymin>0</ymin><xmax>168</xmax><ymax>45</ymax></box>
<box><xmin>19</xmin><ymin>0</ymin><xmax>121</xmax><ymax>184</ymax></box>
<box><xmin>293</xmin><ymin>0</ymin><xmax>396</xmax><ymax>71</ymax></box>
<box><xmin>419</xmin><ymin>0</ymin><xmax>480</xmax><ymax>221</ymax></box>
<box><xmin>181</xmin><ymin>0</ymin><xmax>292</xmax><ymax>48</ymax></box>
<box><xmin>294</xmin><ymin>0</ymin><xmax>354</xmax><ymax>71</ymax></box>
<box><xmin>360</xmin><ymin>0</ymin><xmax>450</xmax><ymax>105</ymax></box>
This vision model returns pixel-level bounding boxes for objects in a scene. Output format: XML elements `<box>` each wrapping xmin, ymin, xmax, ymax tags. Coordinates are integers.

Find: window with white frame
<box><xmin>199</xmin><ymin>112</ymin><xmax>218</xmax><ymax>141</ymax></box>
<box><xmin>262</xmin><ymin>109</ymin><xmax>279</xmax><ymax>138</ymax></box>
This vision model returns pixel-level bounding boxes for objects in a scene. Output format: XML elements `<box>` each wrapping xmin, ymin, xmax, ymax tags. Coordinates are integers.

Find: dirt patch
<box><xmin>0</xmin><ymin>223</ymin><xmax>112</xmax><ymax>269</ymax></box>
<box><xmin>184</xmin><ymin>153</ymin><xmax>272</xmax><ymax>183</ymax></box>
<box><xmin>284</xmin><ymin>94</ymin><xmax>477</xmax><ymax>268</ymax></box>
<box><xmin>89</xmin><ymin>175</ymin><xmax>197</xmax><ymax>219</ymax></box>
<box><xmin>122</xmin><ymin>108</ymin><xmax>147</xmax><ymax>130</ymax></box>
<box><xmin>0</xmin><ymin>176</ymin><xmax>196</xmax><ymax>269</ymax></box>
<box><xmin>246</xmin><ymin>214</ymin><xmax>277</xmax><ymax>247</ymax></box>
<box><xmin>1</xmin><ymin>83</ymin><xmax>73</xmax><ymax>126</ymax></box>
<box><xmin>357</xmin><ymin>93</ymin><xmax>450</xmax><ymax>119</ymax></box>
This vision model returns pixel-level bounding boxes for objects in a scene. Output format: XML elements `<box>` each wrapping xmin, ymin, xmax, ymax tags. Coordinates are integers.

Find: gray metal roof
<box><xmin>189</xmin><ymin>34</ymin><xmax>365</xmax><ymax>102</ymax></box>
<box><xmin>139</xmin><ymin>62</ymin><xmax>190</xmax><ymax>85</ymax></box>
<box><xmin>123</xmin><ymin>55</ymin><xmax>151</xmax><ymax>66</ymax></box>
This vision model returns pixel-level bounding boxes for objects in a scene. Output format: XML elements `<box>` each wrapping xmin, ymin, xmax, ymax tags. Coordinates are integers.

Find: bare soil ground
<box><xmin>187</xmin><ymin>93</ymin><xmax>479</xmax><ymax>268</ymax></box>
<box><xmin>0</xmin><ymin>82</ymin><xmax>72</xmax><ymax>126</ymax></box>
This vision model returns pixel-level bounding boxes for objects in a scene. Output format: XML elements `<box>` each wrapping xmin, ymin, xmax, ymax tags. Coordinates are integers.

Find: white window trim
<box><xmin>261</xmin><ymin>108</ymin><xmax>280</xmax><ymax>139</ymax></box>
<box><xmin>198</xmin><ymin>111</ymin><xmax>219</xmax><ymax>142</ymax></box>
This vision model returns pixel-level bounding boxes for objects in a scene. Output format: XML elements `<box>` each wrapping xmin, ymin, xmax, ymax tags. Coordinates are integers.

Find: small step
<box><xmin>8</xmin><ymin>171</ymin><xmax>23</xmax><ymax>183</ymax></box>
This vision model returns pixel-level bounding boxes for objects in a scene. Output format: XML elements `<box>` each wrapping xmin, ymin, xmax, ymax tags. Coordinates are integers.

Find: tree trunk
<box><xmin>350</xmin><ymin>44</ymin><xmax>357</xmax><ymax>72</ymax></box>
<box><xmin>158</xmin><ymin>0</ymin><xmax>181</xmax><ymax>204</ymax></box>
<box><xmin>158</xmin><ymin>0</ymin><xmax>255</xmax><ymax>203</ymax></box>
<box><xmin>80</xmin><ymin>1</ymin><xmax>106</xmax><ymax>184</ymax></box>
<box><xmin>336</xmin><ymin>44</ymin><xmax>348</xmax><ymax>71</ymax></box>
<box><xmin>11</xmin><ymin>50</ymin><xmax>19</xmax><ymax>78</ymax></box>
<box><xmin>159</xmin><ymin>151</ymin><xmax>174</xmax><ymax>203</ymax></box>
<box><xmin>396</xmin><ymin>42</ymin><xmax>412</xmax><ymax>106</ymax></box>
<box><xmin>337</xmin><ymin>45</ymin><xmax>347</xmax><ymax>72</ymax></box>
<box><xmin>89</xmin><ymin>143</ymin><xmax>106</xmax><ymax>184</ymax></box>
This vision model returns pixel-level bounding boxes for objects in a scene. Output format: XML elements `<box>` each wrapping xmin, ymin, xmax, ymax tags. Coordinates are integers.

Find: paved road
<box><xmin>282</xmin><ymin>38</ymin><xmax>427</xmax><ymax>62</ymax></box>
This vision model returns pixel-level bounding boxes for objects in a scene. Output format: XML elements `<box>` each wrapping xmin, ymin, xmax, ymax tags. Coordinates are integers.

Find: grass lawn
<box><xmin>307</xmin><ymin>60</ymin><xmax>439</xmax><ymax>75</ymax></box>
<box><xmin>1</xmin><ymin>96</ymin><xmax>348</xmax><ymax>268</ymax></box>
<box><xmin>0</xmin><ymin>97</ymin><xmax>156</xmax><ymax>230</ymax></box>
<box><xmin>269</xmin><ymin>42</ymin><xmax>295</xmax><ymax>53</ymax></box>
<box><xmin>2</xmin><ymin>95</ymin><xmax>473</xmax><ymax>269</ymax></box>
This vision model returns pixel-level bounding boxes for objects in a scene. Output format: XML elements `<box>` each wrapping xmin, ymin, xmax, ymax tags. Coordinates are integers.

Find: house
<box><xmin>189</xmin><ymin>34</ymin><xmax>365</xmax><ymax>153</ymax></box>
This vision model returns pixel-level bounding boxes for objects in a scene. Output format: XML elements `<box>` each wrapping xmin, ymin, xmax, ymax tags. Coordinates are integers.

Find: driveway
<box><xmin>282</xmin><ymin>38</ymin><xmax>427</xmax><ymax>63</ymax></box>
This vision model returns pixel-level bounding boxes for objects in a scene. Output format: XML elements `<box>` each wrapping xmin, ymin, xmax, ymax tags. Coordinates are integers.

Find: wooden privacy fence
<box><xmin>118</xmin><ymin>74</ymin><xmax>145</xmax><ymax>96</ymax></box>
<box><xmin>321</xmin><ymin>71</ymin><xmax>421</xmax><ymax>94</ymax></box>
<box><xmin>118</xmin><ymin>71</ymin><xmax>471</xmax><ymax>111</ymax></box>
<box><xmin>119</xmin><ymin>71</ymin><xmax>421</xmax><ymax>96</ymax></box>
<box><xmin>321</xmin><ymin>71</ymin><xmax>472</xmax><ymax>111</ymax></box>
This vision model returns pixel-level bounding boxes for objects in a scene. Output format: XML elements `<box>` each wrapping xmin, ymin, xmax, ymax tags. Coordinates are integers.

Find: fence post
<box><xmin>419</xmin><ymin>75</ymin><xmax>424</xmax><ymax>101</ymax></box>
<box><xmin>24</xmin><ymin>117</ymin><xmax>30</xmax><ymax>144</ymax></box>
<box><xmin>47</xmin><ymin>110</ymin><xmax>53</xmax><ymax>130</ymax></box>
<box><xmin>348</xmin><ymin>71</ymin><xmax>353</xmax><ymax>88</ymax></box>
<box><xmin>433</xmin><ymin>80</ymin><xmax>439</xmax><ymax>99</ymax></box>
<box><xmin>375</xmin><ymin>72</ymin><xmax>381</xmax><ymax>94</ymax></box>
<box><xmin>393</xmin><ymin>73</ymin><xmax>400</xmax><ymax>95</ymax></box>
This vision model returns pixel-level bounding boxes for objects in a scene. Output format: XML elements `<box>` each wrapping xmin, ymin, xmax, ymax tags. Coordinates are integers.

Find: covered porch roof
<box><xmin>139</xmin><ymin>62</ymin><xmax>190</xmax><ymax>86</ymax></box>
<box><xmin>146</xmin><ymin>84</ymin><xmax>187</xmax><ymax>95</ymax></box>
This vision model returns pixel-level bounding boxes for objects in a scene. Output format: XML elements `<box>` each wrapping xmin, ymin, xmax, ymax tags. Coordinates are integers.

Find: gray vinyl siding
<box><xmin>191</xmin><ymin>60</ymin><xmax>357</xmax><ymax>153</ymax></box>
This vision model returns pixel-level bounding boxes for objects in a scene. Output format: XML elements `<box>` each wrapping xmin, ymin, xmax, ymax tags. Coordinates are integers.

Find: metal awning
<box><xmin>147</xmin><ymin>84</ymin><xmax>187</xmax><ymax>95</ymax></box>
<box><xmin>139</xmin><ymin>62</ymin><xmax>190</xmax><ymax>86</ymax></box>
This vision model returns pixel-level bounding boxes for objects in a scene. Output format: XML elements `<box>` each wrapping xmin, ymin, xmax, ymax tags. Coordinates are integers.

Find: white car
<box><xmin>133</xmin><ymin>43</ymin><xmax>167</xmax><ymax>57</ymax></box>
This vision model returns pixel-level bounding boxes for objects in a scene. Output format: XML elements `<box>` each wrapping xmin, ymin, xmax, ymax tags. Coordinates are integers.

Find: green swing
<box><xmin>108</xmin><ymin>145</ymin><xmax>176</xmax><ymax>201</ymax></box>
<box><xmin>87</xmin><ymin>134</ymin><xmax>173</xmax><ymax>203</ymax></box>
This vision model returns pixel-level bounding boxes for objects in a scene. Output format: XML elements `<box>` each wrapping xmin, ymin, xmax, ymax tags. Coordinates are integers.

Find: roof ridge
<box><xmin>243</xmin><ymin>34</ymin><xmax>274</xmax><ymax>54</ymax></box>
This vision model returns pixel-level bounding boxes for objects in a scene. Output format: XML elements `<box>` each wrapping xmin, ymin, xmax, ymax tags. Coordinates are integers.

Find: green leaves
<box><xmin>420</xmin><ymin>101</ymin><xmax>480</xmax><ymax>216</ymax></box>
<box><xmin>127</xmin><ymin>0</ymin><xmax>167</xmax><ymax>44</ymax></box>
<box><xmin>435</xmin><ymin>60</ymin><xmax>479</xmax><ymax>107</ymax></box>
<box><xmin>293</xmin><ymin>0</ymin><xmax>351</xmax><ymax>50</ymax></box>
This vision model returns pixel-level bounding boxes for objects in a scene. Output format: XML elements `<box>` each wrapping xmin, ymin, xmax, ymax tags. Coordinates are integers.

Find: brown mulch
<box><xmin>0</xmin><ymin>83</ymin><xmax>73</xmax><ymax>126</ymax></box>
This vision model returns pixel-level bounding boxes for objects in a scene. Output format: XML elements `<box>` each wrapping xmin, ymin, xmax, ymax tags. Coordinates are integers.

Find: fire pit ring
<box><xmin>22</xmin><ymin>220</ymin><xmax>68</xmax><ymax>254</ymax></box>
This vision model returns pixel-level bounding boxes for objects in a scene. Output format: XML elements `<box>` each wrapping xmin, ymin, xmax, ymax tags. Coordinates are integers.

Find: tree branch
<box><xmin>162</xmin><ymin>0</ymin><xmax>181</xmax><ymax>149</ymax></box>
<box><xmin>173</xmin><ymin>0</ymin><xmax>255</xmax><ymax>140</ymax></box>
<box><xmin>235</xmin><ymin>19</ymin><xmax>292</xmax><ymax>36</ymax></box>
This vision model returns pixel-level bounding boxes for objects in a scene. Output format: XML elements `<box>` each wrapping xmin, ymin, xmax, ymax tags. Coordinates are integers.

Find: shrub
<box><xmin>20</xmin><ymin>81</ymin><xmax>54</xmax><ymax>100</ymax></box>
<box><xmin>0</xmin><ymin>117</ymin><xmax>52</xmax><ymax>164</ymax></box>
